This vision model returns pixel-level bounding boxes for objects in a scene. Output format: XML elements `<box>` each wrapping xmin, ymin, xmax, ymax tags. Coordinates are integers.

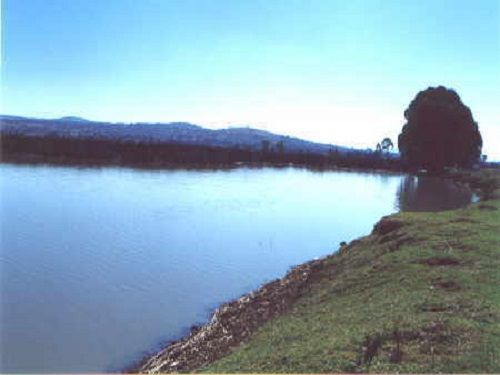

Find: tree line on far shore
<box><xmin>0</xmin><ymin>85</ymin><xmax>493</xmax><ymax>173</ymax></box>
<box><xmin>0</xmin><ymin>132</ymin><xmax>402</xmax><ymax>171</ymax></box>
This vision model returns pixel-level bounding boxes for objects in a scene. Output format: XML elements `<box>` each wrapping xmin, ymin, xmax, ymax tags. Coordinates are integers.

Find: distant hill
<box><xmin>0</xmin><ymin>115</ymin><xmax>353</xmax><ymax>155</ymax></box>
<box><xmin>58</xmin><ymin>116</ymin><xmax>92</xmax><ymax>123</ymax></box>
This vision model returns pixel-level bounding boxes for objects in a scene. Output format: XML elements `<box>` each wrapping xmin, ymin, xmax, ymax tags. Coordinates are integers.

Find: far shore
<box><xmin>0</xmin><ymin>156</ymin><xmax>406</xmax><ymax>177</ymax></box>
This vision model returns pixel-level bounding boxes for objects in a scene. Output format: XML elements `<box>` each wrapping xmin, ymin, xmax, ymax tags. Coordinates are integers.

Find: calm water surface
<box><xmin>0</xmin><ymin>164</ymin><xmax>473</xmax><ymax>372</ymax></box>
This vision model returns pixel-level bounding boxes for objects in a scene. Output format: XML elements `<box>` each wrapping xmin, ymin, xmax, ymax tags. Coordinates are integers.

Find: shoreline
<box><xmin>0</xmin><ymin>156</ymin><xmax>404</xmax><ymax>176</ymax></box>
<box><xmin>127</xmin><ymin>246</ymin><xmax>341</xmax><ymax>373</ymax></box>
<box><xmin>126</xmin><ymin>219</ymin><xmax>397</xmax><ymax>374</ymax></box>
<box><xmin>129</xmin><ymin>169</ymin><xmax>499</xmax><ymax>373</ymax></box>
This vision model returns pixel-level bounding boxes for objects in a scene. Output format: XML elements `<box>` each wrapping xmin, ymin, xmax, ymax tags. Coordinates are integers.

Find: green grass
<box><xmin>201</xmin><ymin>171</ymin><xmax>500</xmax><ymax>373</ymax></box>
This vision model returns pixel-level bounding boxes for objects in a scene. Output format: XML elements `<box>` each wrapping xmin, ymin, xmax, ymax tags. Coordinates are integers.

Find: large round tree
<box><xmin>398</xmin><ymin>86</ymin><xmax>482</xmax><ymax>171</ymax></box>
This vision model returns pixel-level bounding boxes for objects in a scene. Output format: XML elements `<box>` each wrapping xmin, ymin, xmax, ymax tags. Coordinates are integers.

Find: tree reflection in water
<box><xmin>397</xmin><ymin>175</ymin><xmax>474</xmax><ymax>212</ymax></box>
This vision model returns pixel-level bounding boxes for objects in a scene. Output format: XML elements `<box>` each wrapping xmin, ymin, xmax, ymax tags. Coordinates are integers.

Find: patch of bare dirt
<box><xmin>450</xmin><ymin>217</ymin><xmax>476</xmax><ymax>223</ymax></box>
<box><xmin>372</xmin><ymin>217</ymin><xmax>405</xmax><ymax>235</ymax></box>
<box><xmin>420</xmin><ymin>256</ymin><xmax>460</xmax><ymax>266</ymax></box>
<box><xmin>419</xmin><ymin>303</ymin><xmax>452</xmax><ymax>312</ymax></box>
<box><xmin>478</xmin><ymin>204</ymin><xmax>497</xmax><ymax>211</ymax></box>
<box><xmin>431</xmin><ymin>279</ymin><xmax>462</xmax><ymax>291</ymax></box>
<box><xmin>354</xmin><ymin>321</ymin><xmax>466</xmax><ymax>372</ymax></box>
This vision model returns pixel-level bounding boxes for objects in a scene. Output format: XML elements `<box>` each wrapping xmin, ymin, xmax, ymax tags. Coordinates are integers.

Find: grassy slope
<box><xmin>202</xmin><ymin>173</ymin><xmax>500</xmax><ymax>373</ymax></box>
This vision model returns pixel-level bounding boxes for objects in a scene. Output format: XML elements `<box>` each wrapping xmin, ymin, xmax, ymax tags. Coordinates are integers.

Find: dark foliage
<box><xmin>0</xmin><ymin>133</ymin><xmax>403</xmax><ymax>171</ymax></box>
<box><xmin>398</xmin><ymin>86</ymin><xmax>482</xmax><ymax>171</ymax></box>
<box><xmin>0</xmin><ymin>115</ymin><xmax>405</xmax><ymax>171</ymax></box>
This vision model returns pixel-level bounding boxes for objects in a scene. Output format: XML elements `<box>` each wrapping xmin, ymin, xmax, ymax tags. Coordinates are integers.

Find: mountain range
<box><xmin>0</xmin><ymin>115</ymin><xmax>355</xmax><ymax>155</ymax></box>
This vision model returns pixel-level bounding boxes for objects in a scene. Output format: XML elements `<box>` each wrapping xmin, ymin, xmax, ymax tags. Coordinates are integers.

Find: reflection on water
<box><xmin>397</xmin><ymin>175</ymin><xmax>475</xmax><ymax>212</ymax></box>
<box><xmin>0</xmin><ymin>164</ymin><xmax>475</xmax><ymax>373</ymax></box>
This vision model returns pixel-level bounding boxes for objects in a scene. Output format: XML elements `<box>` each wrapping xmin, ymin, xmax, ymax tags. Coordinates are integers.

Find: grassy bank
<box><xmin>200</xmin><ymin>171</ymin><xmax>500</xmax><ymax>373</ymax></box>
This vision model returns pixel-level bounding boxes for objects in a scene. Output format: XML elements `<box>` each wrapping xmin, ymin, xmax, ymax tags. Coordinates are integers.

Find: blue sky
<box><xmin>2</xmin><ymin>0</ymin><xmax>499</xmax><ymax>159</ymax></box>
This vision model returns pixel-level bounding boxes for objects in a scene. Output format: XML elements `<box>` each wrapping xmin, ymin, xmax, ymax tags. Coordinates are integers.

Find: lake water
<box><xmin>0</xmin><ymin>164</ymin><xmax>474</xmax><ymax>372</ymax></box>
